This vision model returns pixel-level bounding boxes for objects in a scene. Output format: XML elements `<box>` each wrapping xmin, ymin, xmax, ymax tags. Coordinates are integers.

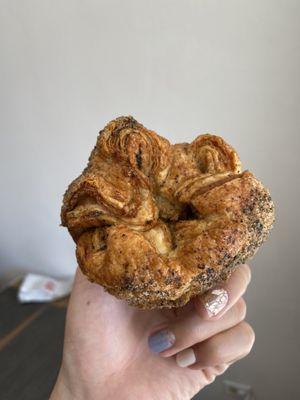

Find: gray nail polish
<box><xmin>148</xmin><ymin>329</ymin><xmax>176</xmax><ymax>353</ymax></box>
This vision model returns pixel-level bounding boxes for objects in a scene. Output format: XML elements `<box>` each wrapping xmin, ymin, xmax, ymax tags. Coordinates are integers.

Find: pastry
<box><xmin>61</xmin><ymin>116</ymin><xmax>275</xmax><ymax>309</ymax></box>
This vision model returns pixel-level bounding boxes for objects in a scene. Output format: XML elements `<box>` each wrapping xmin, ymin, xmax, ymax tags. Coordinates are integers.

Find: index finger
<box><xmin>193</xmin><ymin>264</ymin><xmax>251</xmax><ymax>320</ymax></box>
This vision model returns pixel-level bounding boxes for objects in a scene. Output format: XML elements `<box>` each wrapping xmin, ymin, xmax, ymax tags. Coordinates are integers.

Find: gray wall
<box><xmin>1</xmin><ymin>1</ymin><xmax>299</xmax><ymax>398</ymax></box>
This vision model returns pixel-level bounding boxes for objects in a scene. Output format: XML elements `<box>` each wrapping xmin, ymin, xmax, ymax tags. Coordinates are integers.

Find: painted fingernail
<box><xmin>203</xmin><ymin>288</ymin><xmax>228</xmax><ymax>317</ymax></box>
<box><xmin>176</xmin><ymin>348</ymin><xmax>196</xmax><ymax>368</ymax></box>
<box><xmin>148</xmin><ymin>329</ymin><xmax>176</xmax><ymax>353</ymax></box>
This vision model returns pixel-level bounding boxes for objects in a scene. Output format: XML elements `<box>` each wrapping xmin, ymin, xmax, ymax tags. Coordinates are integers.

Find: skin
<box><xmin>50</xmin><ymin>264</ymin><xmax>254</xmax><ymax>400</ymax></box>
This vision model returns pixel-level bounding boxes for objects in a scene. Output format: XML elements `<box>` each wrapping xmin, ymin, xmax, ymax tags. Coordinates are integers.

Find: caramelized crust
<box><xmin>61</xmin><ymin>116</ymin><xmax>275</xmax><ymax>309</ymax></box>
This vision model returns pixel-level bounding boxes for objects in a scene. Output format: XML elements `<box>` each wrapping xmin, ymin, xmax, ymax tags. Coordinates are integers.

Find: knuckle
<box><xmin>214</xmin><ymin>364</ymin><xmax>228</xmax><ymax>375</ymax></box>
<box><xmin>239</xmin><ymin>264</ymin><xmax>251</xmax><ymax>286</ymax></box>
<box><xmin>233</xmin><ymin>298</ymin><xmax>247</xmax><ymax>322</ymax></box>
<box><xmin>202</xmin><ymin>368</ymin><xmax>216</xmax><ymax>384</ymax></box>
<box><xmin>205</xmin><ymin>337</ymin><xmax>224</xmax><ymax>365</ymax></box>
<box><xmin>240</xmin><ymin>321</ymin><xmax>255</xmax><ymax>353</ymax></box>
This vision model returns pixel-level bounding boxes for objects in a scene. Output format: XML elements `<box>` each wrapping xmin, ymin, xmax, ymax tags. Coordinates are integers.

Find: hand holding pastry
<box><xmin>50</xmin><ymin>264</ymin><xmax>254</xmax><ymax>400</ymax></box>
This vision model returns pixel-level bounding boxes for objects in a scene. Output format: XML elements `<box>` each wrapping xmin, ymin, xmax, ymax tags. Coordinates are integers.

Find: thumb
<box><xmin>69</xmin><ymin>267</ymin><xmax>127</xmax><ymax>312</ymax></box>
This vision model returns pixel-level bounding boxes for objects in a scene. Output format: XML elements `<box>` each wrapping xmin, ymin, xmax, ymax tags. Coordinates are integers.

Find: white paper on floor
<box><xmin>18</xmin><ymin>273</ymin><xmax>73</xmax><ymax>303</ymax></box>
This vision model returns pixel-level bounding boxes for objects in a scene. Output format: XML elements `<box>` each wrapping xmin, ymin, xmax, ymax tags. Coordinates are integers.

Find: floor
<box><xmin>0</xmin><ymin>285</ymin><xmax>67</xmax><ymax>400</ymax></box>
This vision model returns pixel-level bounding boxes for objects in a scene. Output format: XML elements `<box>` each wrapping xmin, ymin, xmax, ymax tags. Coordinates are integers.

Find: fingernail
<box><xmin>203</xmin><ymin>288</ymin><xmax>228</xmax><ymax>317</ymax></box>
<box><xmin>148</xmin><ymin>329</ymin><xmax>176</xmax><ymax>353</ymax></box>
<box><xmin>176</xmin><ymin>348</ymin><xmax>196</xmax><ymax>368</ymax></box>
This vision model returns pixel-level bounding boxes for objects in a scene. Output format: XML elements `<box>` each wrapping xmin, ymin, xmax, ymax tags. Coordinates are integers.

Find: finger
<box><xmin>148</xmin><ymin>298</ymin><xmax>246</xmax><ymax>356</ymax></box>
<box><xmin>175</xmin><ymin>321</ymin><xmax>255</xmax><ymax>369</ymax></box>
<box><xmin>193</xmin><ymin>264</ymin><xmax>251</xmax><ymax>320</ymax></box>
<box><xmin>72</xmin><ymin>266</ymin><xmax>92</xmax><ymax>290</ymax></box>
<box><xmin>198</xmin><ymin>364</ymin><xmax>230</xmax><ymax>386</ymax></box>
<box><xmin>68</xmin><ymin>267</ymin><xmax>100</xmax><ymax>303</ymax></box>
<box><xmin>211</xmin><ymin>363</ymin><xmax>229</xmax><ymax>375</ymax></box>
<box><xmin>68</xmin><ymin>267</ymin><xmax>126</xmax><ymax>315</ymax></box>
<box><xmin>161</xmin><ymin>300</ymin><xmax>195</xmax><ymax>320</ymax></box>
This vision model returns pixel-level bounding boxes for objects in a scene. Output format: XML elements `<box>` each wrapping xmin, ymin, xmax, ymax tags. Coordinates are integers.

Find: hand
<box><xmin>50</xmin><ymin>264</ymin><xmax>254</xmax><ymax>400</ymax></box>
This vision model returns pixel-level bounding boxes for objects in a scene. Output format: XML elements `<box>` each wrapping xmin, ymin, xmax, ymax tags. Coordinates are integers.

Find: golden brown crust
<box><xmin>61</xmin><ymin>116</ymin><xmax>275</xmax><ymax>309</ymax></box>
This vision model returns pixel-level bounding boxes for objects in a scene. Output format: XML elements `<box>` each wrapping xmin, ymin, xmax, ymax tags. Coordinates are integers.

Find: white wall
<box><xmin>1</xmin><ymin>1</ymin><xmax>299</xmax><ymax>398</ymax></box>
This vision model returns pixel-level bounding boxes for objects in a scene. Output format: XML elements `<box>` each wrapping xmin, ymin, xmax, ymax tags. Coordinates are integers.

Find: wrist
<box><xmin>50</xmin><ymin>364</ymin><xmax>105</xmax><ymax>400</ymax></box>
<box><xmin>50</xmin><ymin>368</ymin><xmax>74</xmax><ymax>400</ymax></box>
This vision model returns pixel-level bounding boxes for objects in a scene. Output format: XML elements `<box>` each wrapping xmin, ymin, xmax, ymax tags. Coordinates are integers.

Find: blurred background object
<box><xmin>0</xmin><ymin>1</ymin><xmax>299</xmax><ymax>398</ymax></box>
